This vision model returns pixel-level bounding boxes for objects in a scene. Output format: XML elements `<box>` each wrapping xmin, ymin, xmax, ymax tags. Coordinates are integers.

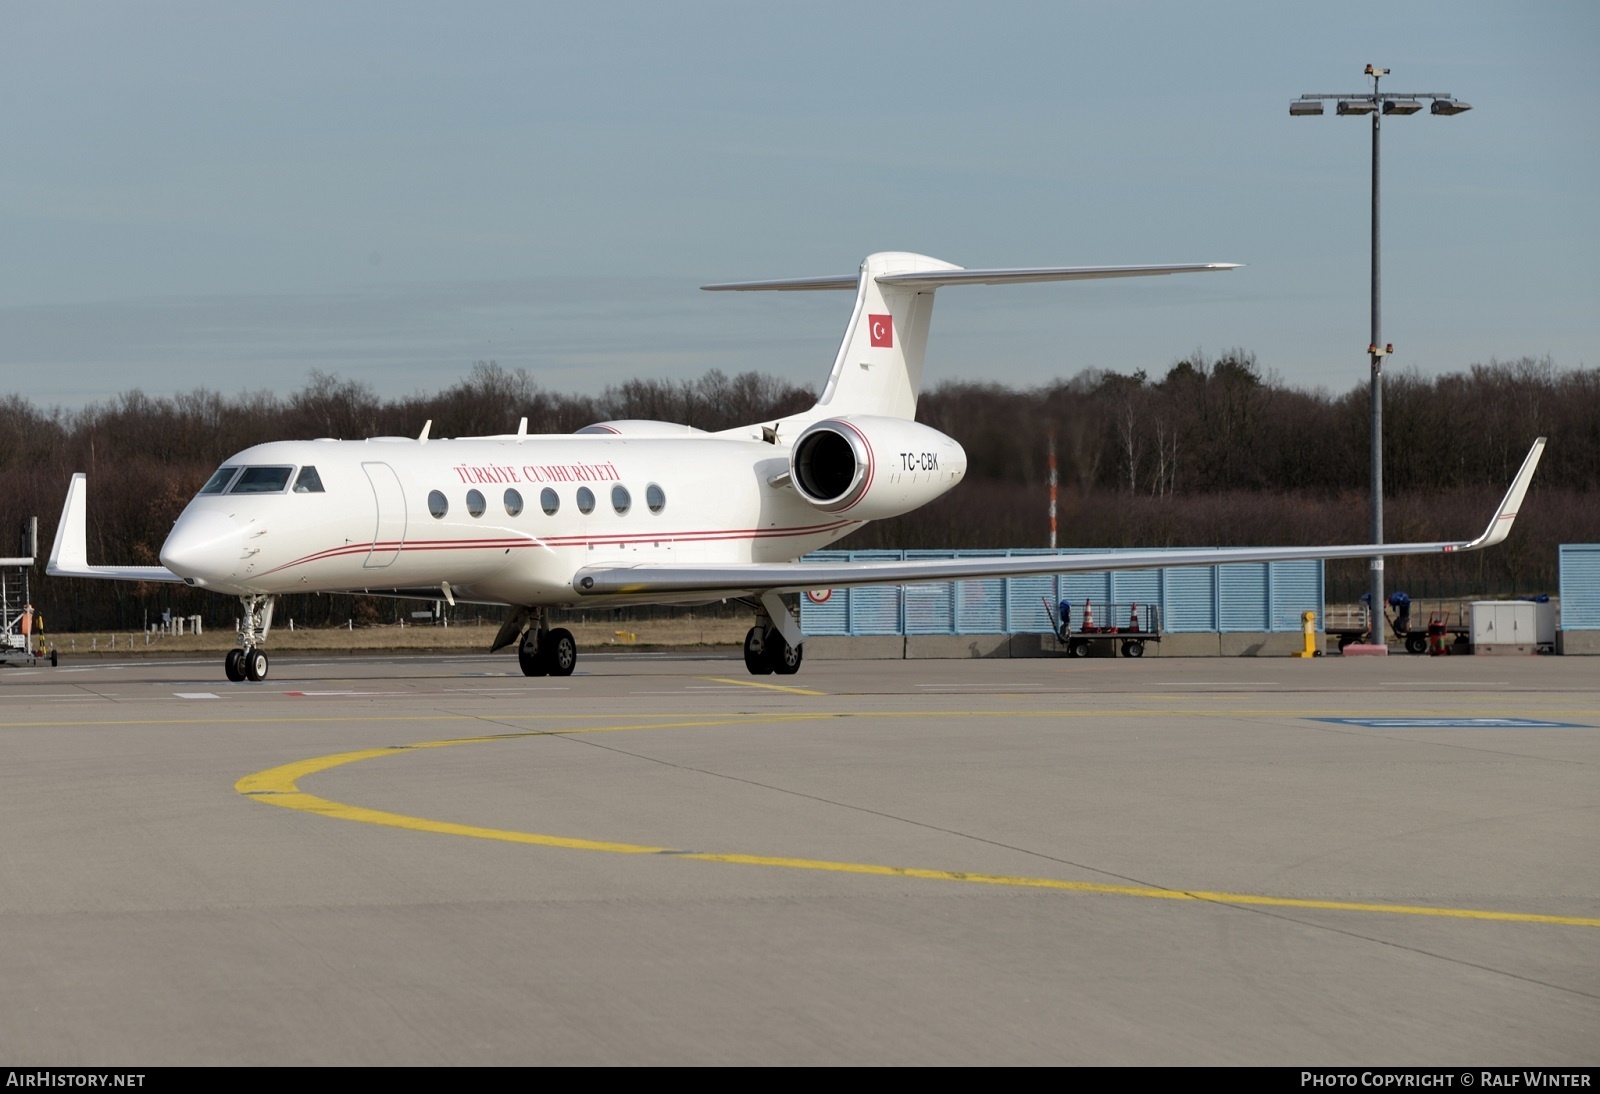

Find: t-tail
<box><xmin>703</xmin><ymin>251</ymin><xmax>1241</xmax><ymax>421</ymax></box>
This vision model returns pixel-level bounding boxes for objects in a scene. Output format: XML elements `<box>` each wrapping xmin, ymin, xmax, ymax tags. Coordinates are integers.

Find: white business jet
<box><xmin>47</xmin><ymin>252</ymin><xmax>1545</xmax><ymax>682</ymax></box>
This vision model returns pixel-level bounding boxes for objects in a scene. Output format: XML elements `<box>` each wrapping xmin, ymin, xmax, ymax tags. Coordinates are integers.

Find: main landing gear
<box><xmin>743</xmin><ymin>625</ymin><xmax>802</xmax><ymax>675</ymax></box>
<box><xmin>509</xmin><ymin>608</ymin><xmax>577</xmax><ymax>678</ymax></box>
<box><xmin>224</xmin><ymin>594</ymin><xmax>275</xmax><ymax>682</ymax></box>
<box><xmin>742</xmin><ymin>596</ymin><xmax>803</xmax><ymax>676</ymax></box>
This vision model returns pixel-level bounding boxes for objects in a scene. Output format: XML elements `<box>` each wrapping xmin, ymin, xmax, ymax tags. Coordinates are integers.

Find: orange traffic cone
<box><xmin>1084</xmin><ymin>600</ymin><xmax>1095</xmax><ymax>632</ymax></box>
<box><xmin>1129</xmin><ymin>604</ymin><xmax>1140</xmax><ymax>633</ymax></box>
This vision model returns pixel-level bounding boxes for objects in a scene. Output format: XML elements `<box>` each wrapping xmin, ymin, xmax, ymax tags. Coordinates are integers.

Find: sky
<box><xmin>3</xmin><ymin>1</ymin><xmax>1597</xmax><ymax>412</ymax></box>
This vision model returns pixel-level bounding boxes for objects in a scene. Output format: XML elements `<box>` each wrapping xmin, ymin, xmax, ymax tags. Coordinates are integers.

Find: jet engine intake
<box><xmin>788</xmin><ymin>416</ymin><xmax>966</xmax><ymax>520</ymax></box>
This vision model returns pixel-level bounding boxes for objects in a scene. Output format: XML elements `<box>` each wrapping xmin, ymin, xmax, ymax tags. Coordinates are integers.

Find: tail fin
<box><xmin>703</xmin><ymin>252</ymin><xmax>1239</xmax><ymax>421</ymax></box>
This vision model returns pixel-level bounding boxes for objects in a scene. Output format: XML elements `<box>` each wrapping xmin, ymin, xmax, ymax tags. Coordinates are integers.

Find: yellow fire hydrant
<box><xmin>1294</xmin><ymin>609</ymin><xmax>1319</xmax><ymax>658</ymax></box>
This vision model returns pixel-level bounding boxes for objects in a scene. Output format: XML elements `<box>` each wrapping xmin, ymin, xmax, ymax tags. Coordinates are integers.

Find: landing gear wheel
<box><xmin>770</xmin><ymin>634</ymin><xmax>803</xmax><ymax>675</ymax></box>
<box><xmin>546</xmin><ymin>628</ymin><xmax>578</xmax><ymax>677</ymax></box>
<box><xmin>518</xmin><ymin>640</ymin><xmax>547</xmax><ymax>677</ymax></box>
<box><xmin>1068</xmin><ymin>639</ymin><xmax>1089</xmax><ymax>658</ymax></box>
<box><xmin>225</xmin><ymin>648</ymin><xmax>246</xmax><ymax>682</ymax></box>
<box><xmin>1405</xmin><ymin>634</ymin><xmax>1427</xmax><ymax>655</ymax></box>
<box><xmin>244</xmin><ymin>649</ymin><xmax>269</xmax><ymax>682</ymax></box>
<box><xmin>1121</xmin><ymin>639</ymin><xmax>1145</xmax><ymax>658</ymax></box>
<box><xmin>743</xmin><ymin>626</ymin><xmax>774</xmax><ymax>675</ymax></box>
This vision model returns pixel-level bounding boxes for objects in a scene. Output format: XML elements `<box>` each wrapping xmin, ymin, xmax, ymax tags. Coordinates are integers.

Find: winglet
<box><xmin>46</xmin><ymin>473</ymin><xmax>90</xmax><ymax>576</ymax></box>
<box><xmin>1451</xmin><ymin>437</ymin><xmax>1546</xmax><ymax>553</ymax></box>
<box><xmin>47</xmin><ymin>473</ymin><xmax>186</xmax><ymax>583</ymax></box>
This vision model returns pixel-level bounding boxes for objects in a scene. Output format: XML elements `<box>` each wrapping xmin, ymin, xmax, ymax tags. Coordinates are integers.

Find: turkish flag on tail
<box><xmin>868</xmin><ymin>314</ymin><xmax>893</xmax><ymax>348</ymax></box>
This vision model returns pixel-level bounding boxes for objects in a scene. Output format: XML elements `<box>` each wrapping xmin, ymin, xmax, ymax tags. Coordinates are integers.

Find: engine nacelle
<box><xmin>788</xmin><ymin>415</ymin><xmax>967</xmax><ymax>520</ymax></box>
<box><xmin>576</xmin><ymin>421</ymin><xmax>707</xmax><ymax>437</ymax></box>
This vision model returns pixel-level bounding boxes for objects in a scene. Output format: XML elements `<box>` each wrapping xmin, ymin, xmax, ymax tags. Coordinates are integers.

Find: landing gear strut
<box><xmin>224</xmin><ymin>595</ymin><xmax>275</xmax><ymax>682</ymax></box>
<box><xmin>513</xmin><ymin>609</ymin><xmax>577</xmax><ymax>678</ymax></box>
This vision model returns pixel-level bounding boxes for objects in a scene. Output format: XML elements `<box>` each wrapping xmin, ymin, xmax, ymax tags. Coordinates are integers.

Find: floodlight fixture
<box><xmin>1430</xmin><ymin>99</ymin><xmax>1471</xmax><ymax>115</ymax></box>
<box><xmin>1289</xmin><ymin>100</ymin><xmax>1324</xmax><ymax>116</ymax></box>
<box><xmin>1383</xmin><ymin>99</ymin><xmax>1423</xmax><ymax>115</ymax></box>
<box><xmin>1337</xmin><ymin>100</ymin><xmax>1378</xmax><ymax>115</ymax></box>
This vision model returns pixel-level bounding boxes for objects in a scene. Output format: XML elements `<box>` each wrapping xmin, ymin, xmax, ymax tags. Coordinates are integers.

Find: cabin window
<box><xmin>428</xmin><ymin>490</ymin><xmax>448</xmax><ymax>518</ymax></box>
<box><xmin>540</xmin><ymin>488</ymin><xmax>559</xmax><ymax>516</ymax></box>
<box><xmin>646</xmin><ymin>483</ymin><xmax>665</xmax><ymax>514</ymax></box>
<box><xmin>611</xmin><ymin>485</ymin><xmax>631</xmax><ymax>515</ymax></box>
<box><xmin>198</xmin><ymin>467</ymin><xmax>241</xmax><ymax>495</ymax></box>
<box><xmin>293</xmin><ymin>466</ymin><xmax>325</xmax><ymax>493</ymax></box>
<box><xmin>504</xmin><ymin>488</ymin><xmax>524</xmax><ymax>517</ymax></box>
<box><xmin>576</xmin><ymin>487</ymin><xmax>595</xmax><ymax>514</ymax></box>
<box><xmin>466</xmin><ymin>489</ymin><xmax>486</xmax><ymax>518</ymax></box>
<box><xmin>228</xmin><ymin>466</ymin><xmax>295</xmax><ymax>494</ymax></box>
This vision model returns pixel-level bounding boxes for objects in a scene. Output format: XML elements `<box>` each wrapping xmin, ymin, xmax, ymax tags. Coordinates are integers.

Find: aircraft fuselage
<box><xmin>158</xmin><ymin>434</ymin><xmax>894</xmax><ymax>607</ymax></box>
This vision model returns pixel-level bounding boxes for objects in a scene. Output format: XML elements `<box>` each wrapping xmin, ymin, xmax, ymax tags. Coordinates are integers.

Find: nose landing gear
<box><xmin>224</xmin><ymin>594</ymin><xmax>274</xmax><ymax>682</ymax></box>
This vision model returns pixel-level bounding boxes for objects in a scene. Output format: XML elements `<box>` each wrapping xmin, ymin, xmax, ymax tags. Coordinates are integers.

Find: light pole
<box><xmin>1291</xmin><ymin>68</ymin><xmax>1469</xmax><ymax>643</ymax></box>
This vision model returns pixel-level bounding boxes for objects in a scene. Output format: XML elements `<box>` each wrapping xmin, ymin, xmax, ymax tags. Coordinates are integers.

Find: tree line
<box><xmin>2</xmin><ymin>355</ymin><xmax>1595</xmax><ymax>632</ymax></box>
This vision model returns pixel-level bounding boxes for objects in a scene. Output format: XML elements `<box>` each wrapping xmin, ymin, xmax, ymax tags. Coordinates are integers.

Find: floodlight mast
<box><xmin>1290</xmin><ymin>67</ymin><xmax>1471</xmax><ymax>643</ymax></box>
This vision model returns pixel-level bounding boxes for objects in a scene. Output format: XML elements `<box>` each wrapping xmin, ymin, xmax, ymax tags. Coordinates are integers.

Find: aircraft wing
<box><xmin>573</xmin><ymin>437</ymin><xmax>1545</xmax><ymax>601</ymax></box>
<box><xmin>47</xmin><ymin>473</ymin><xmax>187</xmax><ymax>584</ymax></box>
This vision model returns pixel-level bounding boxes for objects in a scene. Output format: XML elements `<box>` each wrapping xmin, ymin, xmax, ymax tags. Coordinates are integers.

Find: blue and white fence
<box><xmin>798</xmin><ymin>550</ymin><xmax>1324</xmax><ymax>637</ymax></box>
<box><xmin>1558</xmin><ymin>544</ymin><xmax>1600</xmax><ymax>630</ymax></box>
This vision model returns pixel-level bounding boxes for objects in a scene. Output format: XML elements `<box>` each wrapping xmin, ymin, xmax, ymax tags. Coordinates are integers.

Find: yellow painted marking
<box><xmin>699</xmin><ymin>676</ymin><xmax>828</xmax><ymax>696</ymax></box>
<box><xmin>236</xmin><ymin>724</ymin><xmax>1600</xmax><ymax>930</ymax></box>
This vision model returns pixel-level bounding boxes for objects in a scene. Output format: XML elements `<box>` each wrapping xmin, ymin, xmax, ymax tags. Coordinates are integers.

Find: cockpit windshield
<box><xmin>228</xmin><ymin>466</ymin><xmax>296</xmax><ymax>494</ymax></box>
<box><xmin>198</xmin><ymin>467</ymin><xmax>241</xmax><ymax>495</ymax></box>
<box><xmin>293</xmin><ymin>466</ymin><xmax>325</xmax><ymax>493</ymax></box>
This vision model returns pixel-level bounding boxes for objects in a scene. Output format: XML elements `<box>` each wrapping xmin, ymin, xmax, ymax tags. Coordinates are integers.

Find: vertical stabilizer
<box><xmin>813</xmin><ymin>252</ymin><xmax>960</xmax><ymax>420</ymax></box>
<box><xmin>701</xmin><ymin>252</ymin><xmax>1241</xmax><ymax>426</ymax></box>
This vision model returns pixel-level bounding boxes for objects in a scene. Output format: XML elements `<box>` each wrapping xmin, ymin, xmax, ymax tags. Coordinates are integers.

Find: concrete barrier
<box><xmin>805</xmin><ymin>635</ymin><xmax>904</xmax><ymax>660</ymax></box>
<box><xmin>906</xmin><ymin>634</ymin><xmax>1011</xmax><ymax>659</ymax></box>
<box><xmin>1556</xmin><ymin>630</ymin><xmax>1600</xmax><ymax>655</ymax></box>
<box><xmin>807</xmin><ymin>632</ymin><xmax>1315</xmax><ymax>659</ymax></box>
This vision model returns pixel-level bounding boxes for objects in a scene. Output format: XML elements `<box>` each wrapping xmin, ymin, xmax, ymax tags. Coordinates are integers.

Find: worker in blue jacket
<box><xmin>1388</xmin><ymin>590</ymin><xmax>1412</xmax><ymax>636</ymax></box>
<box><xmin>1056</xmin><ymin>596</ymin><xmax>1072</xmax><ymax>642</ymax></box>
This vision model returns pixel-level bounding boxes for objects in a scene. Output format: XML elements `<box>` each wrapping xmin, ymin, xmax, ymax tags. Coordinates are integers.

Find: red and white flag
<box><xmin>868</xmin><ymin>314</ymin><xmax>893</xmax><ymax>348</ymax></box>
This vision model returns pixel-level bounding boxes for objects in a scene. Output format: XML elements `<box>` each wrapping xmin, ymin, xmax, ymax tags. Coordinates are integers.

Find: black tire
<box><xmin>244</xmin><ymin>649</ymin><xmax>269</xmax><ymax>682</ymax></box>
<box><xmin>546</xmin><ymin>628</ymin><xmax>578</xmax><ymax>677</ymax></box>
<box><xmin>743</xmin><ymin>626</ymin><xmax>774</xmax><ymax>675</ymax></box>
<box><xmin>50</xmin><ymin>649</ymin><xmax>58</xmax><ymax>667</ymax></box>
<box><xmin>1337</xmin><ymin>635</ymin><xmax>1355</xmax><ymax>651</ymax></box>
<box><xmin>1122</xmin><ymin>639</ymin><xmax>1145</xmax><ymax>658</ymax></box>
<box><xmin>1068</xmin><ymin>639</ymin><xmax>1089</xmax><ymax>658</ymax></box>
<box><xmin>1405</xmin><ymin>634</ymin><xmax>1427</xmax><ymax>655</ymax></box>
<box><xmin>771</xmin><ymin>635</ymin><xmax>803</xmax><ymax>675</ymax></box>
<box><xmin>224</xmin><ymin>648</ymin><xmax>246</xmax><ymax>682</ymax></box>
<box><xmin>518</xmin><ymin>637</ymin><xmax>547</xmax><ymax>677</ymax></box>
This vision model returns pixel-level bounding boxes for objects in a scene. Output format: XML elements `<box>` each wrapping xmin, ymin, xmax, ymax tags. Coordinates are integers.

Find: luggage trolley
<box><xmin>1050</xmin><ymin>599</ymin><xmax>1162</xmax><ymax>659</ymax></box>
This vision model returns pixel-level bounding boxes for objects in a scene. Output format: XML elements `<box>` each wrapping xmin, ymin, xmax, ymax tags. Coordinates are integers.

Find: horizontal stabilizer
<box><xmin>47</xmin><ymin>473</ymin><xmax>186</xmax><ymax>584</ymax></box>
<box><xmin>702</xmin><ymin>262</ymin><xmax>1239</xmax><ymax>292</ymax></box>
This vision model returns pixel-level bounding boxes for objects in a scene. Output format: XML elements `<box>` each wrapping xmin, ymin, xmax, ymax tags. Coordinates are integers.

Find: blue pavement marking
<box><xmin>1314</xmin><ymin>717</ymin><xmax>1590</xmax><ymax>729</ymax></box>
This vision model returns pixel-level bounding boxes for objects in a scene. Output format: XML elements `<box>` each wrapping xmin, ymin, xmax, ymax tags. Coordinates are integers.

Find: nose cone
<box><xmin>160</xmin><ymin>508</ymin><xmax>247</xmax><ymax>584</ymax></box>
